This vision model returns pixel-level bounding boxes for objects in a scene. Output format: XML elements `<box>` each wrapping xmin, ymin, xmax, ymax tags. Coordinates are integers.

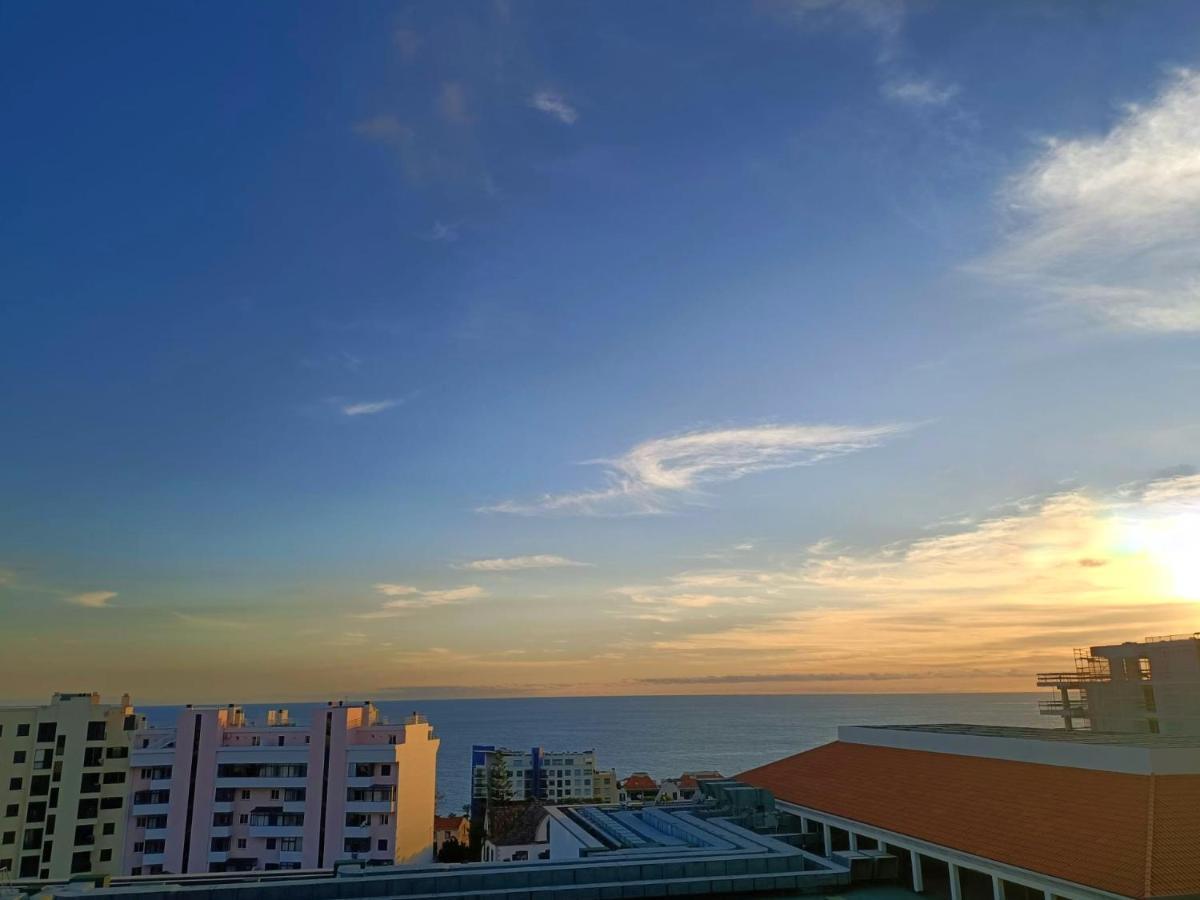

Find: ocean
<box><xmin>141</xmin><ymin>692</ymin><xmax>1046</xmax><ymax>814</ymax></box>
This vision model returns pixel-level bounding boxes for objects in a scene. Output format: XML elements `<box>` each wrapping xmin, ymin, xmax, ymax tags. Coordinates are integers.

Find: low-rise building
<box><xmin>741</xmin><ymin>723</ymin><xmax>1200</xmax><ymax>899</ymax></box>
<box><xmin>482</xmin><ymin>804</ymin><xmax>550</xmax><ymax>863</ymax></box>
<box><xmin>0</xmin><ymin>692</ymin><xmax>141</xmax><ymax>880</ymax></box>
<box><xmin>433</xmin><ymin>814</ymin><xmax>469</xmax><ymax>855</ymax></box>
<box><xmin>656</xmin><ymin>771</ymin><xmax>723</xmax><ymax>803</ymax></box>
<box><xmin>592</xmin><ymin>768</ymin><xmax>618</xmax><ymax>804</ymax></box>
<box><xmin>617</xmin><ymin>771</ymin><xmax>657</xmax><ymax>803</ymax></box>
<box><xmin>125</xmin><ymin>700</ymin><xmax>438</xmax><ymax>875</ymax></box>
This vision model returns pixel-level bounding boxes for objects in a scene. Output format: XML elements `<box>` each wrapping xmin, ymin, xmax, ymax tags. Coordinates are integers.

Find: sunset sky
<box><xmin>3</xmin><ymin>1</ymin><xmax>1200</xmax><ymax>702</ymax></box>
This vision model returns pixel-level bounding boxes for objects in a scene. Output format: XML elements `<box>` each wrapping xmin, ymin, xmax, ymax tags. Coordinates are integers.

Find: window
<box><xmin>100</xmin><ymin>797</ymin><xmax>123</xmax><ymax>810</ymax></box>
<box><xmin>23</xmin><ymin>829</ymin><xmax>42</xmax><ymax>851</ymax></box>
<box><xmin>82</xmin><ymin>747</ymin><xmax>104</xmax><ymax>767</ymax></box>
<box><xmin>71</xmin><ymin>851</ymin><xmax>91</xmax><ymax>873</ymax></box>
<box><xmin>283</xmin><ymin>788</ymin><xmax>305</xmax><ymax>802</ymax></box>
<box><xmin>105</xmin><ymin>746</ymin><xmax>128</xmax><ymax>760</ymax></box>
<box><xmin>377</xmin><ymin>839</ymin><xmax>388</xmax><ymax>852</ymax></box>
<box><xmin>25</xmin><ymin>802</ymin><xmax>46</xmax><ymax>824</ymax></box>
<box><xmin>12</xmin><ymin>751</ymin><xmax>25</xmax><ymax>765</ymax></box>
<box><xmin>86</xmin><ymin>721</ymin><xmax>107</xmax><ymax>742</ymax></box>
<box><xmin>1</xmin><ymin>833</ymin><xmax>13</xmax><ymax>846</ymax></box>
<box><xmin>277</xmin><ymin>736</ymin><xmax>285</xmax><ymax>746</ymax></box>
<box><xmin>44</xmin><ymin>814</ymin><xmax>54</xmax><ymax>835</ymax></box>
<box><xmin>79</xmin><ymin>773</ymin><xmax>101</xmax><ymax>794</ymax></box>
<box><xmin>380</xmin><ymin>765</ymin><xmax>391</xmax><ymax>776</ymax></box>
<box><xmin>102</xmin><ymin>771</ymin><xmax>125</xmax><ymax>784</ymax></box>
<box><xmin>16</xmin><ymin>724</ymin><xmax>30</xmax><ymax>738</ymax></box>
<box><xmin>3</xmin><ymin>806</ymin><xmax>15</xmax><ymax>818</ymax></box>
<box><xmin>236</xmin><ymin>838</ymin><xmax>246</xmax><ymax>850</ymax></box>
<box><xmin>280</xmin><ymin>837</ymin><xmax>301</xmax><ymax>852</ymax></box>
<box><xmin>239</xmin><ymin>814</ymin><xmax>248</xmax><ymax>824</ymax></box>
<box><xmin>102</xmin><ymin>822</ymin><xmax>114</xmax><ymax>836</ymax></box>
<box><xmin>29</xmin><ymin>775</ymin><xmax>49</xmax><ymax>797</ymax></box>
<box><xmin>352</xmin><ymin>763</ymin><xmax>373</xmax><ymax>777</ymax></box>
<box><xmin>270</xmin><ymin>789</ymin><xmax>280</xmax><ymax>800</ymax></box>
<box><xmin>211</xmin><ymin>837</ymin><xmax>230</xmax><ymax>852</ymax></box>
<box><xmin>131</xmin><ymin>867</ymin><xmax>142</xmax><ymax>876</ymax></box>
<box><xmin>8</xmin><ymin>779</ymin><xmax>21</xmax><ymax>792</ymax></box>
<box><xmin>379</xmin><ymin>814</ymin><xmax>389</xmax><ymax>825</ymax></box>
<box><xmin>343</xmin><ymin>838</ymin><xmax>370</xmax><ymax>854</ymax></box>
<box><xmin>240</xmin><ymin>790</ymin><xmax>250</xmax><ymax>800</ymax></box>
<box><xmin>100</xmin><ymin>849</ymin><xmax>112</xmax><ymax>862</ymax></box>
<box><xmin>251</xmin><ymin>736</ymin><xmax>260</xmax><ymax>747</ymax></box>
<box><xmin>134</xmin><ymin>842</ymin><xmax>144</xmax><ymax>853</ymax></box>
<box><xmin>74</xmin><ymin>824</ymin><xmax>95</xmax><ymax>846</ymax></box>
<box><xmin>265</xmin><ymin>838</ymin><xmax>276</xmax><ymax>850</ymax></box>
<box><xmin>212</xmin><ymin>812</ymin><xmax>232</xmax><ymax>827</ymax></box>
<box><xmin>214</xmin><ymin>788</ymin><xmax>235</xmax><ymax>802</ymax></box>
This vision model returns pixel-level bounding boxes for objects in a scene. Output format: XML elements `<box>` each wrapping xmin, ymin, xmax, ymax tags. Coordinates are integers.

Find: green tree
<box><xmin>486</xmin><ymin>752</ymin><xmax>513</xmax><ymax>805</ymax></box>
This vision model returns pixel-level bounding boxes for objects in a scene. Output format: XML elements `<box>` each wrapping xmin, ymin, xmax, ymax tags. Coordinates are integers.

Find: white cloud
<box><xmin>66</xmin><ymin>591</ymin><xmax>116</xmax><ymax>609</ymax></box>
<box><xmin>460</xmin><ymin>555</ymin><xmax>591</xmax><ymax>571</ymax></box>
<box><xmin>482</xmin><ymin>422</ymin><xmax>909</xmax><ymax>516</ymax></box>
<box><xmin>529</xmin><ymin>90</ymin><xmax>578</xmax><ymax>125</ymax></box>
<box><xmin>359</xmin><ymin>583</ymin><xmax>487</xmax><ymax>619</ymax></box>
<box><xmin>882</xmin><ymin>77</ymin><xmax>959</xmax><ymax>106</ymax></box>
<box><xmin>980</xmin><ymin>68</ymin><xmax>1200</xmax><ymax>333</ymax></box>
<box><xmin>437</xmin><ymin>82</ymin><xmax>471</xmax><ymax>125</ymax></box>
<box><xmin>426</xmin><ymin>221</ymin><xmax>459</xmax><ymax>242</ymax></box>
<box><xmin>342</xmin><ymin>399</ymin><xmax>398</xmax><ymax>417</ymax></box>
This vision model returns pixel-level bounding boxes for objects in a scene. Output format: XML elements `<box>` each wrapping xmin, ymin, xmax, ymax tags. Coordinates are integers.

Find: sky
<box><xmin>2</xmin><ymin>0</ymin><xmax>1200</xmax><ymax>703</ymax></box>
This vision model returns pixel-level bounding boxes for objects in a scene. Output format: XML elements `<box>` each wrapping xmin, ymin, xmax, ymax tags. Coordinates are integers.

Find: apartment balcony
<box><xmin>342</xmin><ymin>826</ymin><xmax>371</xmax><ymax>838</ymax></box>
<box><xmin>131</xmin><ymin>802</ymin><xmax>171</xmax><ymax>817</ymax></box>
<box><xmin>149</xmin><ymin>778</ymin><xmax>172</xmax><ymax>791</ymax></box>
<box><xmin>282</xmin><ymin>801</ymin><xmax>306</xmax><ymax>814</ymax></box>
<box><xmin>208</xmin><ymin>850</ymin><xmax>229</xmax><ymax>864</ymax></box>
<box><xmin>212</xmin><ymin>801</ymin><xmax>234</xmax><ymax>813</ymax></box>
<box><xmin>145</xmin><ymin>828</ymin><xmax>169</xmax><ymax>841</ymax></box>
<box><xmin>143</xmin><ymin>852</ymin><xmax>166</xmax><ymax>866</ymax></box>
<box><xmin>279</xmin><ymin>850</ymin><xmax>304</xmax><ymax>865</ymax></box>
<box><xmin>1035</xmin><ymin>671</ymin><xmax>1111</xmax><ymax>687</ymax></box>
<box><xmin>210</xmin><ymin>826</ymin><xmax>232</xmax><ymax>838</ymax></box>
<box><xmin>214</xmin><ymin>776</ymin><xmax>307</xmax><ymax>789</ymax></box>
<box><xmin>345</xmin><ymin>800</ymin><xmax>395</xmax><ymax>814</ymax></box>
<box><xmin>248</xmin><ymin>824</ymin><xmax>304</xmax><ymax>838</ymax></box>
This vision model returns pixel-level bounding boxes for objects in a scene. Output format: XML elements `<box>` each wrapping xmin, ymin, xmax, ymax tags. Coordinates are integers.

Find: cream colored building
<box><xmin>592</xmin><ymin>769</ymin><xmax>618</xmax><ymax>804</ymax></box>
<box><xmin>0</xmin><ymin>692</ymin><xmax>141</xmax><ymax>880</ymax></box>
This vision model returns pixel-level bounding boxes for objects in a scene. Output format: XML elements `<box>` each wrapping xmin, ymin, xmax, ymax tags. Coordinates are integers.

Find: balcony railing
<box><xmin>1037</xmin><ymin>699</ymin><xmax>1088</xmax><ymax>716</ymax></box>
<box><xmin>1035</xmin><ymin>671</ymin><xmax>1112</xmax><ymax>686</ymax></box>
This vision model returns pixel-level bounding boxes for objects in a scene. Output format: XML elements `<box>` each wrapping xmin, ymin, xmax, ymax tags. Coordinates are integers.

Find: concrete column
<box><xmin>849</xmin><ymin>832</ymin><xmax>859</xmax><ymax>851</ymax></box>
<box><xmin>949</xmin><ymin>863</ymin><xmax>963</xmax><ymax>900</ymax></box>
<box><xmin>911</xmin><ymin>850</ymin><xmax>924</xmax><ymax>892</ymax></box>
<box><xmin>822</xmin><ymin>823</ymin><xmax>833</xmax><ymax>856</ymax></box>
<box><xmin>799</xmin><ymin>816</ymin><xmax>809</xmax><ymax>833</ymax></box>
<box><xmin>992</xmin><ymin>874</ymin><xmax>1004</xmax><ymax>900</ymax></box>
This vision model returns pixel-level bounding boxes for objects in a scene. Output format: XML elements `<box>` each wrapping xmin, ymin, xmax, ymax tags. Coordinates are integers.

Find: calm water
<box><xmin>142</xmin><ymin>693</ymin><xmax>1045</xmax><ymax>814</ymax></box>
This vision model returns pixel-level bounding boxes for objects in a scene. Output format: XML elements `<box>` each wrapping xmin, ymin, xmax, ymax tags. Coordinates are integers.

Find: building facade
<box><xmin>0</xmin><ymin>692</ymin><xmax>141</xmax><ymax>880</ymax></box>
<box><xmin>1038</xmin><ymin>633</ymin><xmax>1200</xmax><ymax>734</ymax></box>
<box><xmin>469</xmin><ymin>746</ymin><xmax>600</xmax><ymax>820</ymax></box>
<box><xmin>124</xmin><ymin>701</ymin><xmax>438</xmax><ymax>875</ymax></box>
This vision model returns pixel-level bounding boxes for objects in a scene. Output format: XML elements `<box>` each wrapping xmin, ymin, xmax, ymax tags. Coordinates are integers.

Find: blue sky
<box><xmin>3</xmin><ymin>1</ymin><xmax>1200</xmax><ymax>702</ymax></box>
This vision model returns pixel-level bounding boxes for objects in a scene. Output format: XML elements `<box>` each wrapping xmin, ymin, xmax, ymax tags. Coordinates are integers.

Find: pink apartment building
<box><xmin>123</xmin><ymin>701</ymin><xmax>438</xmax><ymax>875</ymax></box>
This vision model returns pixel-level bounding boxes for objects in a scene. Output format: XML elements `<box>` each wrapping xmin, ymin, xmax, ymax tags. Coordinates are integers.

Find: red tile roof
<box><xmin>739</xmin><ymin>741</ymin><xmax>1200</xmax><ymax>899</ymax></box>
<box><xmin>621</xmin><ymin>772</ymin><xmax>658</xmax><ymax>791</ymax></box>
<box><xmin>435</xmin><ymin>815</ymin><xmax>466</xmax><ymax>831</ymax></box>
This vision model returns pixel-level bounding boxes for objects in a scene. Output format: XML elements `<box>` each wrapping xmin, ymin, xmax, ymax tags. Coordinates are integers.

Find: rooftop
<box><xmin>859</xmin><ymin>723</ymin><xmax>1200</xmax><ymax>749</ymax></box>
<box><xmin>740</xmin><ymin>738</ymin><xmax>1200</xmax><ymax>899</ymax></box>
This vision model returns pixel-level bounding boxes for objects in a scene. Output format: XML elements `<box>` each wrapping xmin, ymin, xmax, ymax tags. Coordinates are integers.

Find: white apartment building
<box><xmin>469</xmin><ymin>746</ymin><xmax>600</xmax><ymax>820</ymax></box>
<box><xmin>0</xmin><ymin>692</ymin><xmax>142</xmax><ymax>881</ymax></box>
<box><xmin>1038</xmin><ymin>632</ymin><xmax>1200</xmax><ymax>734</ymax></box>
<box><xmin>124</xmin><ymin>700</ymin><xmax>438</xmax><ymax>875</ymax></box>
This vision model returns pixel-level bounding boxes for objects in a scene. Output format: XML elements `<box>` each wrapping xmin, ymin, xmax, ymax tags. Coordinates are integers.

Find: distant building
<box><xmin>433</xmin><ymin>814</ymin><xmax>469</xmax><ymax>854</ymax></box>
<box><xmin>1038</xmin><ymin>632</ymin><xmax>1200</xmax><ymax>734</ymax></box>
<box><xmin>617</xmin><ymin>772</ymin><xmax>657</xmax><ymax>803</ymax></box>
<box><xmin>469</xmin><ymin>746</ymin><xmax>601</xmax><ymax>820</ymax></box>
<box><xmin>0</xmin><ymin>692</ymin><xmax>142</xmax><ymax>881</ymax></box>
<box><xmin>482</xmin><ymin>803</ymin><xmax>550</xmax><ymax>863</ymax></box>
<box><xmin>655</xmin><ymin>770</ymin><xmax>723</xmax><ymax>803</ymax></box>
<box><xmin>592</xmin><ymin>768</ymin><xmax>618</xmax><ymax>804</ymax></box>
<box><xmin>741</xmin><ymin>723</ymin><xmax>1200</xmax><ymax>899</ymax></box>
<box><xmin>125</xmin><ymin>700</ymin><xmax>438</xmax><ymax>875</ymax></box>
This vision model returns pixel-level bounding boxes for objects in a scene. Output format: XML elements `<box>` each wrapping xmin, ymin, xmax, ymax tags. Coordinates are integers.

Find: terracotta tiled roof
<box><xmin>621</xmin><ymin>772</ymin><xmax>658</xmax><ymax>791</ymax></box>
<box><xmin>435</xmin><ymin>815</ymin><xmax>466</xmax><ymax>830</ymax></box>
<box><xmin>678</xmin><ymin>770</ymin><xmax>723</xmax><ymax>790</ymax></box>
<box><xmin>739</xmin><ymin>741</ymin><xmax>1200</xmax><ymax>899</ymax></box>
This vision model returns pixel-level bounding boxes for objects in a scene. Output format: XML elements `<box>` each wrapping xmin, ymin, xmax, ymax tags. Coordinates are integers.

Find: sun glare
<box><xmin>1120</xmin><ymin>513</ymin><xmax>1200</xmax><ymax>600</ymax></box>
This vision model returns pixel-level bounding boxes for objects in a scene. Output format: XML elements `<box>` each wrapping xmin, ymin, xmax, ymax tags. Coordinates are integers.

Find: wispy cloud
<box><xmin>173</xmin><ymin>611</ymin><xmax>248</xmax><ymax>630</ymax></box>
<box><xmin>341</xmin><ymin>399</ymin><xmax>399</xmax><ymax>417</ymax></box>
<box><xmin>66</xmin><ymin>591</ymin><xmax>116</xmax><ymax>609</ymax></box>
<box><xmin>459</xmin><ymin>555</ymin><xmax>591</xmax><ymax>572</ymax></box>
<box><xmin>979</xmin><ymin>68</ymin><xmax>1200</xmax><ymax>333</ymax></box>
<box><xmin>437</xmin><ymin>82</ymin><xmax>471</xmax><ymax>125</ymax></box>
<box><xmin>643</xmin><ymin>473</ymin><xmax>1200</xmax><ymax>679</ymax></box>
<box><xmin>529</xmin><ymin>90</ymin><xmax>578</xmax><ymax>125</ymax></box>
<box><xmin>882</xmin><ymin>77</ymin><xmax>958</xmax><ymax>107</ymax></box>
<box><xmin>358</xmin><ymin>583</ymin><xmax>487</xmax><ymax>619</ymax></box>
<box><xmin>425</xmin><ymin>221</ymin><xmax>460</xmax><ymax>242</ymax></box>
<box><xmin>482</xmin><ymin>422</ymin><xmax>910</xmax><ymax>516</ymax></box>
